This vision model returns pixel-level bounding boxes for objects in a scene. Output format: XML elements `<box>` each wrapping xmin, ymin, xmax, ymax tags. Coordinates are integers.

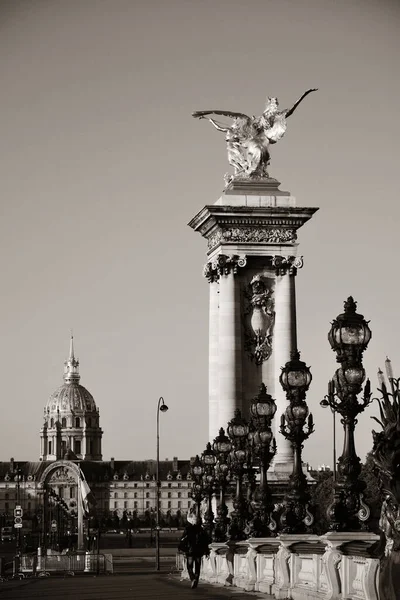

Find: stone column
<box><xmin>207</xmin><ymin>255</ymin><xmax>246</xmax><ymax>433</ymax></box>
<box><xmin>208</xmin><ymin>277</ymin><xmax>219</xmax><ymax>441</ymax></box>
<box><xmin>272</xmin><ymin>256</ymin><xmax>303</xmax><ymax>472</ymax></box>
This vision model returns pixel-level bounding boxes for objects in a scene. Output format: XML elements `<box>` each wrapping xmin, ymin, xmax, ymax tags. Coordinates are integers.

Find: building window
<box><xmin>177</xmin><ymin>483</ymin><xmax>181</xmax><ymax>488</ymax></box>
<box><xmin>114</xmin><ymin>492</ymin><xmax>118</xmax><ymax>499</ymax></box>
<box><xmin>48</xmin><ymin>441</ymin><xmax>52</xmax><ymax>455</ymax></box>
<box><xmin>5</xmin><ymin>503</ymin><xmax>9</xmax><ymax>512</ymax></box>
<box><xmin>167</xmin><ymin>501</ymin><xmax>171</xmax><ymax>509</ymax></box>
<box><xmin>188</xmin><ymin>501</ymin><xmax>191</xmax><ymax>508</ymax></box>
<box><xmin>146</xmin><ymin>483</ymin><xmax>149</xmax><ymax>488</ymax></box>
<box><xmin>146</xmin><ymin>501</ymin><xmax>150</xmax><ymax>508</ymax></box>
<box><xmin>114</xmin><ymin>502</ymin><xmax>118</xmax><ymax>509</ymax></box>
<box><xmin>134</xmin><ymin>501</ymin><xmax>138</xmax><ymax>509</ymax></box>
<box><xmin>124</xmin><ymin>501</ymin><xmax>128</xmax><ymax>509</ymax></box>
<box><xmin>145</xmin><ymin>492</ymin><xmax>150</xmax><ymax>499</ymax></box>
<box><xmin>134</xmin><ymin>483</ymin><xmax>137</xmax><ymax>488</ymax></box>
<box><xmin>74</xmin><ymin>440</ymin><xmax>81</xmax><ymax>455</ymax></box>
<box><xmin>50</xmin><ymin>418</ymin><xmax>54</xmax><ymax>428</ymax></box>
<box><xmin>61</xmin><ymin>417</ymin><xmax>67</xmax><ymax>428</ymax></box>
<box><xmin>70</xmin><ymin>487</ymin><xmax>75</xmax><ymax>499</ymax></box>
<box><xmin>59</xmin><ymin>487</ymin><xmax>64</xmax><ymax>498</ymax></box>
<box><xmin>177</xmin><ymin>492</ymin><xmax>181</xmax><ymax>498</ymax></box>
<box><xmin>167</xmin><ymin>483</ymin><xmax>171</xmax><ymax>488</ymax></box>
<box><xmin>75</xmin><ymin>417</ymin><xmax>80</xmax><ymax>428</ymax></box>
<box><xmin>178</xmin><ymin>501</ymin><xmax>181</xmax><ymax>509</ymax></box>
<box><xmin>134</xmin><ymin>492</ymin><xmax>137</xmax><ymax>499</ymax></box>
<box><xmin>124</xmin><ymin>492</ymin><xmax>128</xmax><ymax>499</ymax></box>
<box><xmin>167</xmin><ymin>492</ymin><xmax>171</xmax><ymax>498</ymax></box>
<box><xmin>123</xmin><ymin>483</ymin><xmax>127</xmax><ymax>488</ymax></box>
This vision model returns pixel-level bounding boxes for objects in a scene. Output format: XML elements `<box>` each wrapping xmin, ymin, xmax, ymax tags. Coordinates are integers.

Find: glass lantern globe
<box><xmin>328</xmin><ymin>297</ymin><xmax>372</xmax><ymax>354</ymax></box>
<box><xmin>202</xmin><ymin>442</ymin><xmax>217</xmax><ymax>466</ymax></box>
<box><xmin>279</xmin><ymin>350</ymin><xmax>312</xmax><ymax>393</ymax></box>
<box><xmin>212</xmin><ymin>428</ymin><xmax>232</xmax><ymax>455</ymax></box>
<box><xmin>227</xmin><ymin>409</ymin><xmax>249</xmax><ymax>439</ymax></box>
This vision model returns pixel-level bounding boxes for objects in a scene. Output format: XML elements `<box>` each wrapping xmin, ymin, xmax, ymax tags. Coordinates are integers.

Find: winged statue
<box><xmin>192</xmin><ymin>89</ymin><xmax>318</xmax><ymax>184</ymax></box>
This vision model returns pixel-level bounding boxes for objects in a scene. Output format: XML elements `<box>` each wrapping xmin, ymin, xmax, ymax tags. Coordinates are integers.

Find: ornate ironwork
<box><xmin>212</xmin><ymin>428</ymin><xmax>232</xmax><ymax>542</ymax></box>
<box><xmin>200</xmin><ymin>443</ymin><xmax>217</xmax><ymax>538</ymax></box>
<box><xmin>278</xmin><ymin>351</ymin><xmax>314</xmax><ymax>533</ymax></box>
<box><xmin>246</xmin><ymin>384</ymin><xmax>277</xmax><ymax>536</ymax></box>
<box><xmin>227</xmin><ymin>409</ymin><xmax>251</xmax><ymax>541</ymax></box>
<box><xmin>325</xmin><ymin>297</ymin><xmax>372</xmax><ymax>531</ymax></box>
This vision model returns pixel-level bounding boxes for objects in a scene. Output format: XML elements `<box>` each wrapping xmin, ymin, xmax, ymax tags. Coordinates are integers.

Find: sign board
<box><xmin>14</xmin><ymin>506</ymin><xmax>23</xmax><ymax>518</ymax></box>
<box><xmin>14</xmin><ymin>523</ymin><xmax>22</xmax><ymax>529</ymax></box>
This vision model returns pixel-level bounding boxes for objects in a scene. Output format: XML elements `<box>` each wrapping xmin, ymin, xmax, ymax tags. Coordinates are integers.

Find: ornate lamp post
<box><xmin>156</xmin><ymin>397</ymin><xmax>168</xmax><ymax>571</ymax></box>
<box><xmin>190</xmin><ymin>455</ymin><xmax>204</xmax><ymax>521</ymax></box>
<box><xmin>227</xmin><ymin>409</ymin><xmax>250</xmax><ymax>541</ymax></box>
<box><xmin>212</xmin><ymin>428</ymin><xmax>232</xmax><ymax>542</ymax></box>
<box><xmin>325</xmin><ymin>297</ymin><xmax>372</xmax><ymax>531</ymax></box>
<box><xmin>248</xmin><ymin>384</ymin><xmax>277</xmax><ymax>536</ymax></box>
<box><xmin>279</xmin><ymin>350</ymin><xmax>314</xmax><ymax>533</ymax></box>
<box><xmin>200</xmin><ymin>443</ymin><xmax>217</xmax><ymax>537</ymax></box>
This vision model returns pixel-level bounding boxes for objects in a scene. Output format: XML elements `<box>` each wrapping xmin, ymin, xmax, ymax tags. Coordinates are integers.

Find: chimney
<box><xmin>110</xmin><ymin>457</ymin><xmax>115</xmax><ymax>471</ymax></box>
<box><xmin>173</xmin><ymin>456</ymin><xmax>178</xmax><ymax>472</ymax></box>
<box><xmin>10</xmin><ymin>458</ymin><xmax>14</xmax><ymax>473</ymax></box>
<box><xmin>190</xmin><ymin>456</ymin><xmax>196</xmax><ymax>466</ymax></box>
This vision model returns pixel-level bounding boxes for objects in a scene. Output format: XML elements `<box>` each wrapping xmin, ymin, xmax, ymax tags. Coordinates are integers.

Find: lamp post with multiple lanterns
<box><xmin>226</xmin><ymin>409</ymin><xmax>251</xmax><ymax>541</ymax></box>
<box><xmin>325</xmin><ymin>297</ymin><xmax>372</xmax><ymax>531</ymax></box>
<box><xmin>200</xmin><ymin>442</ymin><xmax>217</xmax><ymax>537</ymax></box>
<box><xmin>279</xmin><ymin>350</ymin><xmax>315</xmax><ymax>533</ymax></box>
<box><xmin>212</xmin><ymin>428</ymin><xmax>232</xmax><ymax>542</ymax></box>
<box><xmin>248</xmin><ymin>384</ymin><xmax>277</xmax><ymax>536</ymax></box>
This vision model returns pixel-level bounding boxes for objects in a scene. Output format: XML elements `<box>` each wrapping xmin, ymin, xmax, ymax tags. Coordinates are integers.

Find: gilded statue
<box><xmin>193</xmin><ymin>89</ymin><xmax>317</xmax><ymax>183</ymax></box>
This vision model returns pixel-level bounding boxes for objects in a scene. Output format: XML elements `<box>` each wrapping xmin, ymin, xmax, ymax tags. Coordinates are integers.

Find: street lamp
<box><xmin>156</xmin><ymin>397</ymin><xmax>168</xmax><ymax>571</ymax></box>
<box><xmin>212</xmin><ymin>428</ymin><xmax>231</xmax><ymax>542</ymax></box>
<box><xmin>200</xmin><ymin>443</ymin><xmax>217</xmax><ymax>537</ymax></box>
<box><xmin>227</xmin><ymin>409</ymin><xmax>250</xmax><ymax>541</ymax></box>
<box><xmin>320</xmin><ymin>391</ymin><xmax>337</xmax><ymax>482</ymax></box>
<box><xmin>278</xmin><ymin>350</ymin><xmax>315</xmax><ymax>534</ymax></box>
<box><xmin>190</xmin><ymin>455</ymin><xmax>204</xmax><ymax>522</ymax></box>
<box><xmin>326</xmin><ymin>297</ymin><xmax>372</xmax><ymax>531</ymax></box>
<box><xmin>248</xmin><ymin>384</ymin><xmax>277</xmax><ymax>537</ymax></box>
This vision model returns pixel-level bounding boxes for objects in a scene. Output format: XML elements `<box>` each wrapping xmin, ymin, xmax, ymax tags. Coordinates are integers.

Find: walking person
<box><xmin>178</xmin><ymin>512</ymin><xmax>210</xmax><ymax>589</ymax></box>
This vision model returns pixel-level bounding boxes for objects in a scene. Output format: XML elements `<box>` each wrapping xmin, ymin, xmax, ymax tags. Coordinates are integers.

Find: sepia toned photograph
<box><xmin>0</xmin><ymin>0</ymin><xmax>399</xmax><ymax>598</ymax></box>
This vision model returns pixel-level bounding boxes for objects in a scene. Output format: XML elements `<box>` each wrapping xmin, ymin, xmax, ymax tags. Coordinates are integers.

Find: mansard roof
<box><xmin>0</xmin><ymin>459</ymin><xmax>192</xmax><ymax>483</ymax></box>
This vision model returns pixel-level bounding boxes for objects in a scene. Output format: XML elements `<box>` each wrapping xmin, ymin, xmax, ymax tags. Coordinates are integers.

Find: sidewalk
<box><xmin>0</xmin><ymin>573</ymin><xmax>273</xmax><ymax>599</ymax></box>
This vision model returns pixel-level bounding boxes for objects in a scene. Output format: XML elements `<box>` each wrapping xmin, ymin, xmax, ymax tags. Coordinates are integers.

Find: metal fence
<box><xmin>20</xmin><ymin>552</ymin><xmax>113</xmax><ymax>576</ymax></box>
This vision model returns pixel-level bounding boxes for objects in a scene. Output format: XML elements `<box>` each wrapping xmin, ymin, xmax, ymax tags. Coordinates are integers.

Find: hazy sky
<box><xmin>0</xmin><ymin>0</ymin><xmax>399</xmax><ymax>467</ymax></box>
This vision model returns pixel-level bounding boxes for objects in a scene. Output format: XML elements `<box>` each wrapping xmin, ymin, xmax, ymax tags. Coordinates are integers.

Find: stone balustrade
<box><xmin>180</xmin><ymin>532</ymin><xmax>380</xmax><ymax>600</ymax></box>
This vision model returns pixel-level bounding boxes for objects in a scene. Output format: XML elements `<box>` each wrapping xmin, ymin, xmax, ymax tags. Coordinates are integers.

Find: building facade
<box><xmin>0</xmin><ymin>339</ymin><xmax>192</xmax><ymax>535</ymax></box>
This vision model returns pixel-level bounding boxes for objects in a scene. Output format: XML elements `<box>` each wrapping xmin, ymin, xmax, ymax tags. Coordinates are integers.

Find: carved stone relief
<box><xmin>243</xmin><ymin>275</ymin><xmax>275</xmax><ymax>365</ymax></box>
<box><xmin>207</xmin><ymin>227</ymin><xmax>297</xmax><ymax>250</ymax></box>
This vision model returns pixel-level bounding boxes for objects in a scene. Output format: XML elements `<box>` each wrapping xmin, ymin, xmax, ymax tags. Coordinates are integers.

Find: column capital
<box><xmin>272</xmin><ymin>255</ymin><xmax>303</xmax><ymax>276</ymax></box>
<box><xmin>203</xmin><ymin>254</ymin><xmax>247</xmax><ymax>282</ymax></box>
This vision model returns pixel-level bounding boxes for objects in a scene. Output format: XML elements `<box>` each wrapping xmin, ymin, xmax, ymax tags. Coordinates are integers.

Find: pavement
<box><xmin>0</xmin><ymin>573</ymin><xmax>272</xmax><ymax>599</ymax></box>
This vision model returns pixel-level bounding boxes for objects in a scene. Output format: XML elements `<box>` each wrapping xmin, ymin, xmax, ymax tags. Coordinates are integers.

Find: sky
<box><xmin>0</xmin><ymin>0</ymin><xmax>399</xmax><ymax>468</ymax></box>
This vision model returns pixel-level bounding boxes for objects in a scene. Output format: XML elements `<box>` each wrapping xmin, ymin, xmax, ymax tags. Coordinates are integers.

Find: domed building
<box><xmin>39</xmin><ymin>337</ymin><xmax>103</xmax><ymax>461</ymax></box>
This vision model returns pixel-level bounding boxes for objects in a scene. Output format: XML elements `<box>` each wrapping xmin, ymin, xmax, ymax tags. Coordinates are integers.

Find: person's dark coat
<box><xmin>178</xmin><ymin>523</ymin><xmax>210</xmax><ymax>557</ymax></box>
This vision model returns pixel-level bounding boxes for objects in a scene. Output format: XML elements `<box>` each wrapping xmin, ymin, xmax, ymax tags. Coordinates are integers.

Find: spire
<box><xmin>64</xmin><ymin>333</ymin><xmax>80</xmax><ymax>384</ymax></box>
<box><xmin>70</xmin><ymin>331</ymin><xmax>75</xmax><ymax>361</ymax></box>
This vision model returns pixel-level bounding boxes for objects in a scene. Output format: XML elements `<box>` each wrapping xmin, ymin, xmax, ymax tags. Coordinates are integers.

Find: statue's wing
<box><xmin>192</xmin><ymin>110</ymin><xmax>250</xmax><ymax>120</ymax></box>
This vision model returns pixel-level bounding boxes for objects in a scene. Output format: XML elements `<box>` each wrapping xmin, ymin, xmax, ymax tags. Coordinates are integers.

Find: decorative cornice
<box><xmin>203</xmin><ymin>254</ymin><xmax>247</xmax><ymax>282</ymax></box>
<box><xmin>207</xmin><ymin>227</ymin><xmax>297</xmax><ymax>250</ymax></box>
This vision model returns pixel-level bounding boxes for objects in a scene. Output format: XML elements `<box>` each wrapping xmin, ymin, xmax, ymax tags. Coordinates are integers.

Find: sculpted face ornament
<box><xmin>192</xmin><ymin>89</ymin><xmax>318</xmax><ymax>184</ymax></box>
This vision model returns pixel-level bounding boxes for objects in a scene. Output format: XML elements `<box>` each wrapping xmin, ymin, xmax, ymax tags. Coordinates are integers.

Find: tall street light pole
<box><xmin>320</xmin><ymin>397</ymin><xmax>337</xmax><ymax>481</ymax></box>
<box><xmin>156</xmin><ymin>397</ymin><xmax>168</xmax><ymax>571</ymax></box>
